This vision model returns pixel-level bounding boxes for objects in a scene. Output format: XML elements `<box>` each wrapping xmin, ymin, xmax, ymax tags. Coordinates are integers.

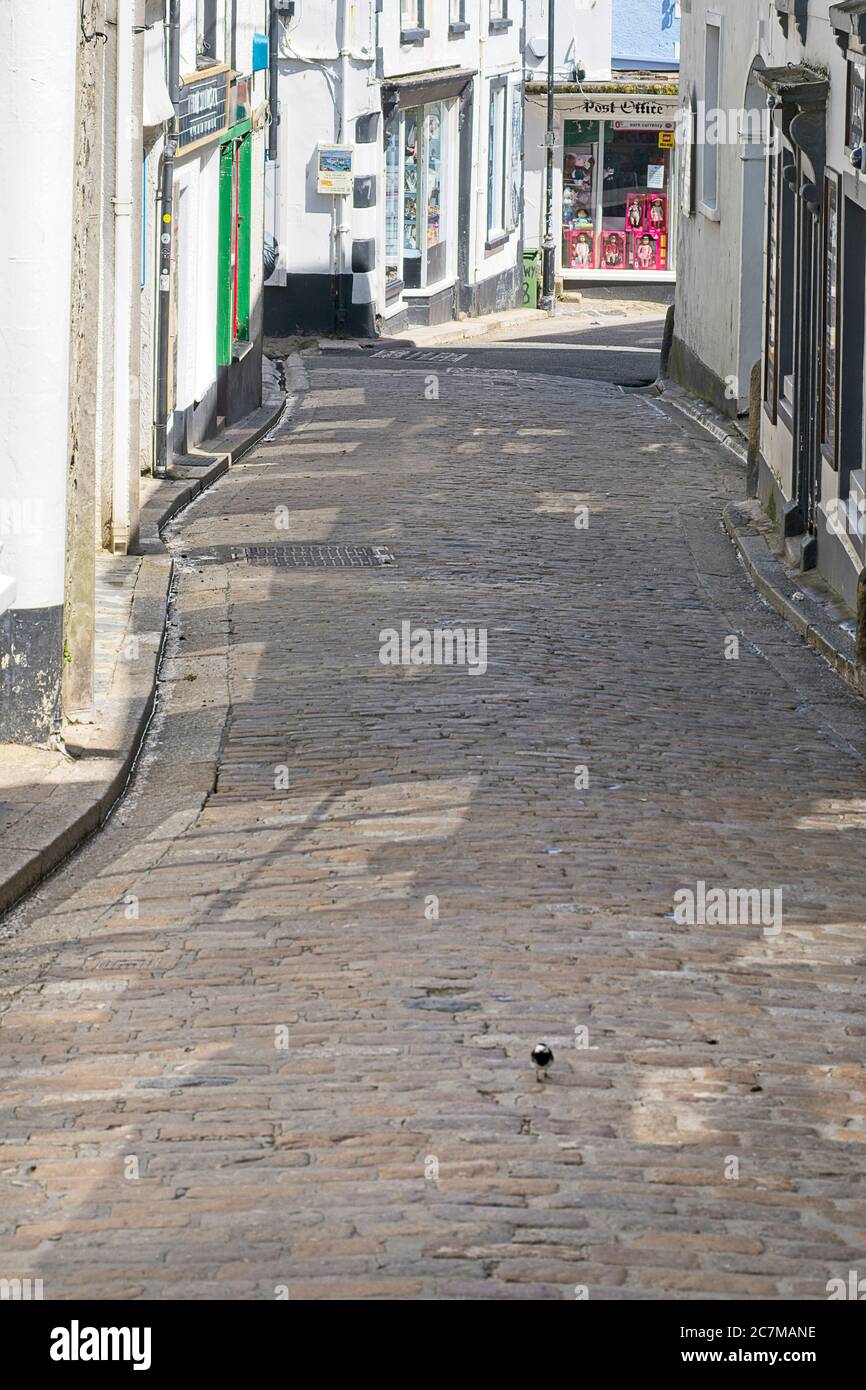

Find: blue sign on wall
<box><xmin>252</xmin><ymin>33</ymin><xmax>270</xmax><ymax>74</ymax></box>
<box><xmin>612</xmin><ymin>0</ymin><xmax>680</xmax><ymax>71</ymax></box>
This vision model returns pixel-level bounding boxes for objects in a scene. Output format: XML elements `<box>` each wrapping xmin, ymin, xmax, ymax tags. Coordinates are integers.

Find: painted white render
<box><xmin>267</xmin><ymin>1</ymin><xmax>525</xmax><ymax>335</ymax></box>
<box><xmin>524</xmin><ymin>0</ymin><xmax>613</xmax><ymax>83</ymax></box>
<box><xmin>0</xmin><ymin>1</ymin><xmax>79</xmax><ymax>612</ymax></box>
<box><xmin>672</xmin><ymin>0</ymin><xmax>764</xmax><ymax>414</ymax></box>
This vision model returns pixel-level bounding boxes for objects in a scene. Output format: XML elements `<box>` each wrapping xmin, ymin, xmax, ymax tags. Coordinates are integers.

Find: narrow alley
<box><xmin>2</xmin><ymin>357</ymin><xmax>865</xmax><ymax>1300</ymax></box>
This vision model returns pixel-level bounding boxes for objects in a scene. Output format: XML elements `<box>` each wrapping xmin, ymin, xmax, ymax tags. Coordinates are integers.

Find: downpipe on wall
<box><xmin>335</xmin><ymin>0</ymin><xmax>352</xmax><ymax>331</ymax></box>
<box><xmin>154</xmin><ymin>0</ymin><xmax>181</xmax><ymax>479</ymax></box>
<box><xmin>541</xmin><ymin>0</ymin><xmax>557</xmax><ymax>315</ymax></box>
<box><xmin>111</xmin><ymin>0</ymin><xmax>135</xmax><ymax>552</ymax></box>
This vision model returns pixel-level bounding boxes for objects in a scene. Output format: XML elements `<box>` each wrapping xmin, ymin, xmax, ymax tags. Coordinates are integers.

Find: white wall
<box><xmin>0</xmin><ymin>1</ymin><xmax>79</xmax><ymax>611</ymax></box>
<box><xmin>524</xmin><ymin>0</ymin><xmax>613</xmax><ymax>83</ymax></box>
<box><xmin>673</xmin><ymin>0</ymin><xmax>763</xmax><ymax>411</ymax></box>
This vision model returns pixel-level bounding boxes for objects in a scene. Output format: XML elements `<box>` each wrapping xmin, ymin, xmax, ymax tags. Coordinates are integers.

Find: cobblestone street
<box><xmin>2</xmin><ymin>360</ymin><xmax>866</xmax><ymax>1300</ymax></box>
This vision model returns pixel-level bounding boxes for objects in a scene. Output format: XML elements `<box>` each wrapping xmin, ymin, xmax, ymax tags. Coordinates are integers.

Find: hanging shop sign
<box><xmin>317</xmin><ymin>145</ymin><xmax>355</xmax><ymax>195</ymax></box>
<box><xmin>178</xmin><ymin>66</ymin><xmax>231</xmax><ymax>155</ymax></box>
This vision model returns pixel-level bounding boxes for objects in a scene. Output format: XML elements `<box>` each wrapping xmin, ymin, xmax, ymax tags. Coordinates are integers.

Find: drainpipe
<box><xmin>269</xmin><ymin>0</ymin><xmax>280</xmax><ymax>162</ymax></box>
<box><xmin>540</xmin><ymin>0</ymin><xmax>557</xmax><ymax>315</ymax></box>
<box><xmin>111</xmin><ymin>0</ymin><xmax>135</xmax><ymax>552</ymax></box>
<box><xmin>335</xmin><ymin>0</ymin><xmax>352</xmax><ymax>330</ymax></box>
<box><xmin>154</xmin><ymin>0</ymin><xmax>180</xmax><ymax>479</ymax></box>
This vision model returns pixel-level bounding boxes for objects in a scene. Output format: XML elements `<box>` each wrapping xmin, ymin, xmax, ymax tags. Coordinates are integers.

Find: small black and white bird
<box><xmin>532</xmin><ymin>1043</ymin><xmax>554</xmax><ymax>1081</ymax></box>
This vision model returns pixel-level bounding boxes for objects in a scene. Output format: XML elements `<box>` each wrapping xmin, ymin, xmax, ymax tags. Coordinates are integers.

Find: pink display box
<box><xmin>599</xmin><ymin>231</ymin><xmax>626</xmax><ymax>269</ymax></box>
<box><xmin>626</xmin><ymin>193</ymin><xmax>645</xmax><ymax>232</ymax></box>
<box><xmin>646</xmin><ymin>192</ymin><xmax>668</xmax><ymax>233</ymax></box>
<box><xmin>632</xmin><ymin>231</ymin><xmax>661</xmax><ymax>270</ymax></box>
<box><xmin>565</xmin><ymin>228</ymin><xmax>595</xmax><ymax>269</ymax></box>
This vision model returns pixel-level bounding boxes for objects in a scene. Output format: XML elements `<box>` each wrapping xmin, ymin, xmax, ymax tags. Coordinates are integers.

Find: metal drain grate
<box><xmin>227</xmin><ymin>544</ymin><xmax>394</xmax><ymax>568</ymax></box>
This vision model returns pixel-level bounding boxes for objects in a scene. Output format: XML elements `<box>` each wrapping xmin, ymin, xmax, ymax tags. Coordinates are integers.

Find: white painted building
<box><xmin>148</xmin><ymin>0</ymin><xmax>271</xmax><ymax>460</ymax></box>
<box><xmin>523</xmin><ymin>0</ymin><xmax>680</xmax><ymax>288</ymax></box>
<box><xmin>0</xmin><ymin>0</ymin><xmax>273</xmax><ymax>744</ymax></box>
<box><xmin>673</xmin><ymin>2</ymin><xmax>866</xmax><ymax>618</ymax></box>
<box><xmin>265</xmin><ymin>1</ymin><xmax>525</xmax><ymax>336</ymax></box>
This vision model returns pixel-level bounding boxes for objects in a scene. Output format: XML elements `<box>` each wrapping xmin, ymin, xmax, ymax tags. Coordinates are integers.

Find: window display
<box><xmin>385</xmin><ymin>109</ymin><xmax>402</xmax><ymax>291</ymax></box>
<box><xmin>561</xmin><ymin>119</ymin><xmax>676</xmax><ymax>274</ymax></box>
<box><xmin>390</xmin><ymin>102</ymin><xmax>450</xmax><ymax>293</ymax></box>
<box><xmin>426</xmin><ymin>105</ymin><xmax>442</xmax><ymax>247</ymax></box>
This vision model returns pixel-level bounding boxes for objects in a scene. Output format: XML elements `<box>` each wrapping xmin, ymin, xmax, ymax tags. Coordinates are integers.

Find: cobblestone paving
<box><xmin>2</xmin><ymin>362</ymin><xmax>866</xmax><ymax>1300</ymax></box>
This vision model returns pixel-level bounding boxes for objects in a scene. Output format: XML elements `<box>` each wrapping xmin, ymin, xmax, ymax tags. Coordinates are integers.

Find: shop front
<box><xmin>556</xmin><ymin>92</ymin><xmax>679</xmax><ymax>282</ymax></box>
<box><xmin>382</xmin><ymin>69</ymin><xmax>475</xmax><ymax>329</ymax></box>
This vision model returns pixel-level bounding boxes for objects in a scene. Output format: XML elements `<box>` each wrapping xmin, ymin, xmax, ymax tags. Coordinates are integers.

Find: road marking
<box><xmin>468</xmin><ymin>341</ymin><xmax>660</xmax><ymax>355</ymax></box>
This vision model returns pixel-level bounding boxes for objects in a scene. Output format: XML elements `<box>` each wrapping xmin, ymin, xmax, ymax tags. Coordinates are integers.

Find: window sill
<box><xmin>777</xmin><ymin>396</ymin><xmax>794</xmax><ymax>434</ymax></box>
<box><xmin>449</xmin><ymin>21</ymin><xmax>470</xmax><ymax>36</ymax></box>
<box><xmin>698</xmin><ymin>200</ymin><xmax>721</xmax><ymax>222</ymax></box>
<box><xmin>403</xmin><ymin>277</ymin><xmax>456</xmax><ymax>298</ymax></box>
<box><xmin>400</xmin><ymin>28</ymin><xmax>429</xmax><ymax>45</ymax></box>
<box><xmin>489</xmin><ymin>19</ymin><xmax>514</xmax><ymax>34</ymax></box>
<box><xmin>486</xmin><ymin>229</ymin><xmax>510</xmax><ymax>250</ymax></box>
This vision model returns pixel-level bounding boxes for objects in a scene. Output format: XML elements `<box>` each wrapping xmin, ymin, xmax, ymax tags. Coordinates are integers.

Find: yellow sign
<box><xmin>658</xmin><ymin>131</ymin><xmax>675</xmax><ymax>148</ymax></box>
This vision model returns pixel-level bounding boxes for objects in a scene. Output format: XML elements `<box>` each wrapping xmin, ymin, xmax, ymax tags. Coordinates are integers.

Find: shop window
<box><xmin>402</xmin><ymin>103</ymin><xmax>449</xmax><ymax>290</ymax></box>
<box><xmin>562</xmin><ymin>119</ymin><xmax>675</xmax><ymax>273</ymax></box>
<box><xmin>487</xmin><ymin>80</ymin><xmax>508</xmax><ymax>241</ymax></box>
<box><xmin>777</xmin><ymin>153</ymin><xmax>796</xmax><ymax>425</ymax></box>
<box><xmin>509</xmin><ymin>86</ymin><xmax>523</xmax><ymax>232</ymax></box>
<box><xmin>822</xmin><ymin>174</ymin><xmax>840</xmax><ymax>466</ymax></box>
<box><xmin>765</xmin><ymin>147</ymin><xmax>779</xmax><ymax>416</ymax></box>
<box><xmin>700</xmin><ymin>15</ymin><xmax>721</xmax><ymax>217</ymax></box>
<box><xmin>385</xmin><ymin>108</ymin><xmax>403</xmax><ymax>298</ymax></box>
<box><xmin>847</xmin><ymin>59</ymin><xmax>865</xmax><ymax>151</ymax></box>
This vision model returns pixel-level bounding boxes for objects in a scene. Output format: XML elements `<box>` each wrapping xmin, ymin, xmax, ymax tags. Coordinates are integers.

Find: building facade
<box><xmin>523</xmin><ymin>0</ymin><xmax>681</xmax><ymax>287</ymax></box>
<box><xmin>264</xmin><ymin>0</ymin><xmax>525</xmax><ymax>337</ymax></box>
<box><xmin>0</xmin><ymin>1</ymin><xmax>272</xmax><ymax>745</ymax></box>
<box><xmin>673</xmin><ymin>1</ymin><xmax>866</xmax><ymax>618</ymax></box>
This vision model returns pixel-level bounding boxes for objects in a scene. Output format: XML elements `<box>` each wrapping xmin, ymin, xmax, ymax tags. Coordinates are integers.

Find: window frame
<box><xmin>449</xmin><ymin>0</ymin><xmax>469</xmax><ymax>35</ymax></box>
<box><xmin>489</xmin><ymin>0</ymin><xmax>512</xmax><ymax>35</ymax></box>
<box><xmin>846</xmin><ymin>55</ymin><xmax>866</xmax><ymax>154</ymax></box>
<box><xmin>821</xmin><ymin>171</ymin><xmax>842</xmax><ymax>468</ymax></box>
<box><xmin>196</xmin><ymin>0</ymin><xmax>225</xmax><ymax>67</ymax></box>
<box><xmin>487</xmin><ymin>77</ymin><xmax>509</xmax><ymax>245</ymax></box>
<box><xmin>698</xmin><ymin>12</ymin><xmax>722</xmax><ymax>220</ymax></box>
<box><xmin>401</xmin><ymin>0</ymin><xmax>429</xmax><ymax>44</ymax></box>
<box><xmin>764</xmin><ymin>142</ymin><xmax>780</xmax><ymax>421</ymax></box>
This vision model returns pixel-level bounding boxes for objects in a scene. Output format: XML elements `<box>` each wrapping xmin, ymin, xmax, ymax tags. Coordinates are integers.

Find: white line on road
<box><xmin>469</xmin><ymin>341</ymin><xmax>660</xmax><ymax>355</ymax></box>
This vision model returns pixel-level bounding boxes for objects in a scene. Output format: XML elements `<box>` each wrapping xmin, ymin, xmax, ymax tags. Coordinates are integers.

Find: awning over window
<box><xmin>143</xmin><ymin>21</ymin><xmax>175</xmax><ymax>129</ymax></box>
<box><xmin>382</xmin><ymin>68</ymin><xmax>476</xmax><ymax>110</ymax></box>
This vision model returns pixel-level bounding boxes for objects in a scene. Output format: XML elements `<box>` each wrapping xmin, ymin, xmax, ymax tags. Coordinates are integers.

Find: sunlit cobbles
<box><xmin>1</xmin><ymin>359</ymin><xmax>865</xmax><ymax>1299</ymax></box>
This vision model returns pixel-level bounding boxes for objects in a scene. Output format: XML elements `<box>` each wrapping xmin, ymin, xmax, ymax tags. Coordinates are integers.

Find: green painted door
<box><xmin>217</xmin><ymin>131</ymin><xmax>253</xmax><ymax>370</ymax></box>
